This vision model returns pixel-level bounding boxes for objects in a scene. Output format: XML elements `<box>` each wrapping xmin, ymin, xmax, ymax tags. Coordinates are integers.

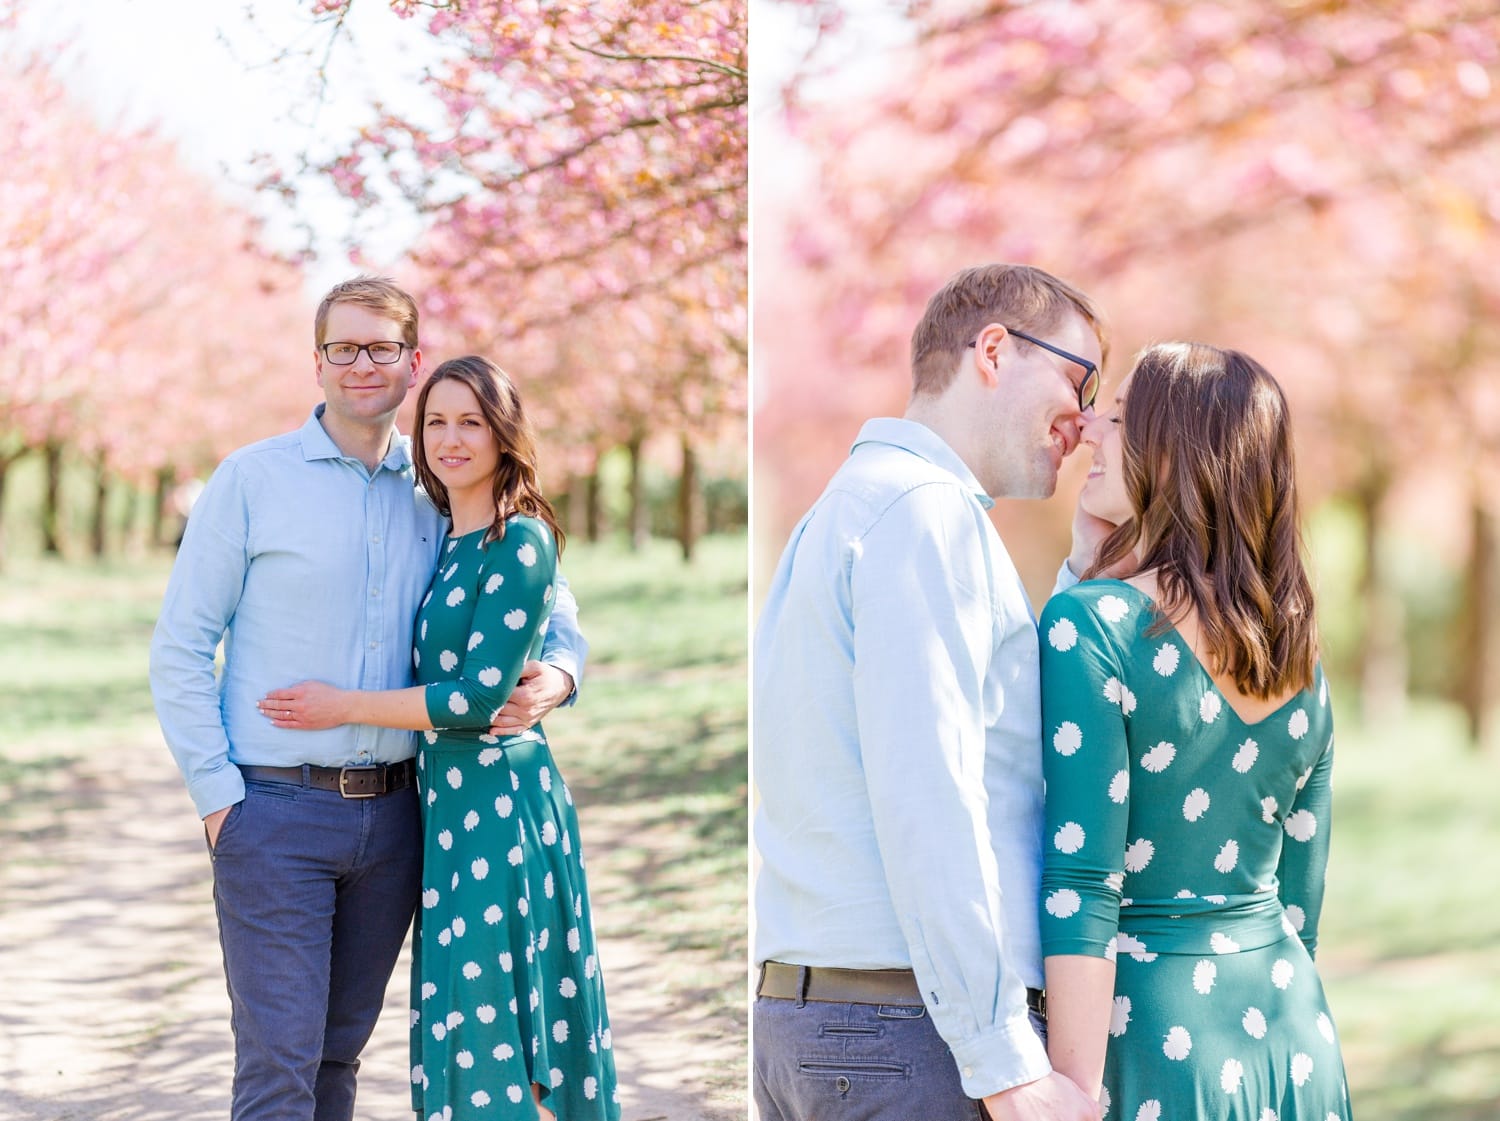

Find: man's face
<box><xmin>979</xmin><ymin>314</ymin><xmax>1102</xmax><ymax>499</ymax></box>
<box><xmin>314</xmin><ymin>302</ymin><xmax>420</xmax><ymax>428</ymax></box>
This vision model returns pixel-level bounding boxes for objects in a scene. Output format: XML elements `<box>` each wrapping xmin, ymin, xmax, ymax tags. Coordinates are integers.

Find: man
<box><xmin>149</xmin><ymin>275</ymin><xmax>586</xmax><ymax>1121</ymax></box>
<box><xmin>753</xmin><ymin>263</ymin><xmax>1107</xmax><ymax>1120</ymax></box>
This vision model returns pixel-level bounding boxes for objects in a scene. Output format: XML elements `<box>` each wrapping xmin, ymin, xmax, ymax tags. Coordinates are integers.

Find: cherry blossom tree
<box><xmin>757</xmin><ymin>0</ymin><xmax>1500</xmax><ymax>734</ymax></box>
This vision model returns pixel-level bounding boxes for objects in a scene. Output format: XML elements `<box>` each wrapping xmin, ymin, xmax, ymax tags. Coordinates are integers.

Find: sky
<box><xmin>9</xmin><ymin>0</ymin><xmax>448</xmax><ymax>300</ymax></box>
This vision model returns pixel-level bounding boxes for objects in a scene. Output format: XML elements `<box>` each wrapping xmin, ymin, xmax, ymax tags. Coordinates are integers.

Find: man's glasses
<box><xmin>321</xmin><ymin>341</ymin><xmax>411</xmax><ymax>366</ymax></box>
<box><xmin>969</xmin><ymin>328</ymin><xmax>1100</xmax><ymax>410</ymax></box>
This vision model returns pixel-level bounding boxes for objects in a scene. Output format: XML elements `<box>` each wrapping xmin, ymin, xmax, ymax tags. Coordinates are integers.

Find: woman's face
<box><xmin>422</xmin><ymin>377</ymin><xmax>499</xmax><ymax>499</ymax></box>
<box><xmin>1078</xmin><ymin>375</ymin><xmax>1132</xmax><ymax>528</ymax></box>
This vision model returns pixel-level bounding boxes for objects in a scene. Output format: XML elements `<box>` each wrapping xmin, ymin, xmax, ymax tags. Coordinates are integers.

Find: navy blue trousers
<box><xmin>209</xmin><ymin>776</ymin><xmax>421</xmax><ymax>1121</ymax></box>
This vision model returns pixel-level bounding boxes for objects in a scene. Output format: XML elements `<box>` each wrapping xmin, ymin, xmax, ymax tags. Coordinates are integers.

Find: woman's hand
<box><xmin>258</xmin><ymin>681</ymin><xmax>350</xmax><ymax>730</ymax></box>
<box><xmin>1067</xmin><ymin>499</ymin><xmax>1122</xmax><ymax>580</ymax></box>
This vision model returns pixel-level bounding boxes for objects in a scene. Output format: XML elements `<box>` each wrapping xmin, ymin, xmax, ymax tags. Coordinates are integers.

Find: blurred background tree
<box><xmin>0</xmin><ymin>0</ymin><xmax>746</xmax><ymax>567</ymax></box>
<box><xmin>755</xmin><ymin>0</ymin><xmax>1500</xmax><ymax>743</ymax></box>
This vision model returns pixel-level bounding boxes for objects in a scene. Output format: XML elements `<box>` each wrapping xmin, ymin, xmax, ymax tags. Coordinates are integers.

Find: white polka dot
<box><xmin>470</xmin><ymin>1090</ymin><xmax>489</xmax><ymax>1107</ymax></box>
<box><xmin>1243</xmin><ymin>1007</ymin><xmax>1267</xmax><ymax>1038</ymax></box>
<box><xmin>446</xmin><ymin>766</ymin><xmax>463</xmax><ymax>788</ymax></box>
<box><xmin>438</xmin><ymin>830</ymin><xmax>453</xmax><ymax>850</ymax></box>
<box><xmin>498</xmin><ymin>952</ymin><xmax>513</xmax><ymax>972</ymax></box>
<box><xmin>1317</xmin><ymin>1012</ymin><xmax>1335</xmax><ymax>1043</ymax></box>
<box><xmin>506</xmin><ymin>1086</ymin><xmax>524</xmax><ymax>1104</ymax></box>
<box><xmin>443</xmin><ymin>563</ymin><xmax>459</xmax><ymax>581</ymax></box>
<box><xmin>544</xmin><ymin>872</ymin><xmax>555</xmax><ymax>898</ymax></box>
<box><xmin>467</xmin><ymin>631</ymin><xmax>484</xmax><ymax>651</ymax></box>
<box><xmin>560</xmin><ymin>977</ymin><xmax>578</xmax><ymax>998</ymax></box>
<box><xmin>472</xmin><ymin>857</ymin><xmax>490</xmax><ymax>880</ymax></box>
<box><xmin>540</xmin><ymin>821</ymin><xmax>558</xmax><ymax>845</ymax></box>
<box><xmin>539</xmin><ymin>767</ymin><xmax>553</xmax><ymax>791</ymax></box>
<box><xmin>504</xmin><ymin>608</ymin><xmax>527</xmax><ymax>630</ymax></box>
<box><xmin>478</xmin><ymin>666</ymin><xmax>502</xmax><ymax>687</ymax></box>
<box><xmin>1292</xmin><ymin>1052</ymin><xmax>1314</xmax><ymax>1086</ymax></box>
<box><xmin>446</xmin><ymin>586</ymin><xmax>465</xmax><ymax>607</ymax></box>
<box><xmin>1116</xmin><ymin>933</ymin><xmax>1157</xmax><ymax>962</ymax></box>
<box><xmin>1124</xmin><ymin>838</ymin><xmax>1155</xmax><ymax>872</ymax></box>
<box><xmin>485</xmin><ymin>573</ymin><xmax>504</xmax><ymax>593</ymax></box>
<box><xmin>1193</xmin><ymin>959</ymin><xmax>1217</xmax><ymax>994</ymax></box>
<box><xmin>478</xmin><ymin>747</ymin><xmax>502</xmax><ymax>765</ymax></box>
<box><xmin>493</xmin><ymin>1042</ymin><xmax>514</xmax><ymax>1061</ymax></box>
<box><xmin>1098</xmin><ymin>594</ymin><xmax>1130</xmax><ymax>622</ymax></box>
<box><xmin>1046</xmin><ymin>889</ymin><xmax>1081</xmax><ymax>918</ymax></box>
<box><xmin>1285</xmin><ymin>810</ymin><xmax>1318</xmax><ymax>842</ymax></box>
<box><xmin>1183</xmin><ymin>788</ymin><xmax>1211</xmax><ymax>821</ymax></box>
<box><xmin>1048</xmin><ymin>618</ymin><xmax>1078</xmax><ymax>651</ymax></box>
<box><xmin>508</xmin><ymin>845</ymin><xmax>524</xmax><ymax>865</ymax></box>
<box><xmin>1272</xmin><ymin>959</ymin><xmax>1295</xmax><ymax>989</ymax></box>
<box><xmin>421</xmin><ymin>981</ymin><xmax>437</xmax><ymax>999</ymax></box>
<box><xmin>1054</xmin><ymin>822</ymin><xmax>1086</xmax><ymax>853</ymax></box>
<box><xmin>495</xmin><ymin>794</ymin><xmax>513</xmax><ymax>817</ymax></box>
<box><xmin>463</xmin><ymin>810</ymin><xmax>480</xmax><ymax>831</ymax></box>
<box><xmin>1163</xmin><ymin>1025</ymin><xmax>1192</xmax><ymax>1061</ymax></box>
<box><xmin>1200</xmin><ymin>692</ymin><xmax>1222</xmax><ymax>723</ymax></box>
<box><xmin>1104</xmin><ymin>677</ymin><xmax>1137</xmax><ymax>714</ymax></box>
<box><xmin>422</xmin><ymin>889</ymin><xmax>440</xmax><ymax>909</ymax></box>
<box><xmin>456</xmin><ymin>1049</ymin><xmax>474</xmax><ymax>1068</ymax></box>
<box><xmin>445</xmin><ymin>1011</ymin><xmax>463</xmax><ymax>1029</ymax></box>
<box><xmin>1261</xmin><ymin>796</ymin><xmax>1279</xmax><ymax>823</ymax></box>
<box><xmin>1214</xmin><ymin>839</ymin><xmax>1239</xmax><ymax>873</ymax></box>
<box><xmin>1108</xmin><ymin>769</ymin><xmax>1129</xmax><ymax>803</ymax></box>
<box><xmin>1141</xmin><ymin>742</ymin><xmax>1176</xmax><ymax>772</ymax></box>
<box><xmin>437</xmin><ymin>928</ymin><xmax>452</xmax><ymax>947</ymax></box>
<box><xmin>1110</xmin><ymin>995</ymin><xmax>1132</xmax><ymax>1036</ymax></box>
<box><xmin>411</xmin><ymin>1063</ymin><xmax>423</xmax><ymax>1084</ymax></box>
<box><xmin>1232</xmin><ymin>738</ymin><xmax>1259</xmax><ymax>773</ymax></box>
<box><xmin>1212</xmin><ymin>932</ymin><xmax>1240</xmax><ymax>954</ymax></box>
<box><xmin>569</xmin><ymin>928</ymin><xmax>583</xmax><ymax>953</ymax></box>
<box><xmin>537</xmin><ymin>928</ymin><xmax>550</xmax><ymax>952</ymax></box>
<box><xmin>583</xmin><ymin>1077</ymin><xmax>598</xmax><ymax>1100</ymax></box>
<box><xmin>517</xmin><ymin>542</ymin><xmax>538</xmax><ymax>566</ymax></box>
<box><xmin>432</xmin><ymin>1022</ymin><xmax>446</xmax><ymax>1041</ymax></box>
<box><xmin>1285</xmin><ymin>904</ymin><xmax>1306</xmax><ymax>932</ymax></box>
<box><xmin>484</xmin><ymin>904</ymin><xmax>503</xmax><ymax>924</ymax></box>
<box><xmin>1221</xmin><ymin>1058</ymin><xmax>1244</xmax><ymax>1093</ymax></box>
<box><xmin>1053</xmin><ymin>721</ymin><xmax>1083</xmax><ymax>755</ymax></box>
<box><xmin>1135</xmin><ymin>1100</ymin><xmax>1161</xmax><ymax>1121</ymax></box>
<box><xmin>452</xmin><ymin>917</ymin><xmax>466</xmax><ymax>937</ymax></box>
<box><xmin>448</xmin><ymin>693</ymin><xmax>469</xmax><ymax>716</ymax></box>
<box><xmin>1153</xmin><ymin>644</ymin><xmax>1180</xmax><ymax>676</ymax></box>
<box><xmin>552</xmin><ymin>1019</ymin><xmax>569</xmax><ymax>1043</ymax></box>
<box><xmin>476</xmin><ymin>1004</ymin><xmax>497</xmax><ymax>1023</ymax></box>
<box><xmin>1289</xmin><ymin>709</ymin><xmax>1310</xmax><ymax>739</ymax></box>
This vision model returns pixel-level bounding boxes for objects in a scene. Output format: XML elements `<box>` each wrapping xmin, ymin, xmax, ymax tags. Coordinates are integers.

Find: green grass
<box><xmin>0</xmin><ymin>534</ymin><xmax>749</xmax><ymax>1056</ymax></box>
<box><xmin>1319</xmin><ymin>700</ymin><xmax>1500</xmax><ymax>1121</ymax></box>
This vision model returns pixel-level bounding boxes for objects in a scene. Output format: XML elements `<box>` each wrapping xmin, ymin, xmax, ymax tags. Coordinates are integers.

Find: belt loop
<box><xmin>300</xmin><ymin>763</ymin><xmax>312</xmax><ymax>787</ymax></box>
<box><xmin>795</xmin><ymin>965</ymin><xmax>809</xmax><ymax>1009</ymax></box>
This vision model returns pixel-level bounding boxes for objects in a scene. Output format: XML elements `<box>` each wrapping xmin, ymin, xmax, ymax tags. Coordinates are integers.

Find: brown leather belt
<box><xmin>238</xmin><ymin>760</ymin><xmax>416</xmax><ymax>799</ymax></box>
<box><xmin>758</xmin><ymin>961</ymin><xmax>1046</xmax><ymax>1018</ymax></box>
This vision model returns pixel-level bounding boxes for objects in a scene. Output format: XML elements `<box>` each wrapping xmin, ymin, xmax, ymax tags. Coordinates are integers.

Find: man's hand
<box><xmin>982</xmin><ymin>1071</ymin><xmax>1100</xmax><ymax>1121</ymax></box>
<box><xmin>489</xmin><ymin>661</ymin><xmax>574</xmax><ymax>736</ymax></box>
<box><xmin>1066</xmin><ymin>498</ymin><xmax>1120</xmax><ymax>581</ymax></box>
<box><xmin>204</xmin><ymin>805</ymin><xmax>233</xmax><ymax>850</ymax></box>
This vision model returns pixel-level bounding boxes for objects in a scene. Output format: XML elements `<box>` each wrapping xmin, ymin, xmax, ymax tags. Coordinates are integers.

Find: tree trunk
<box><xmin>90</xmin><ymin>461</ymin><xmax>109</xmax><ymax>558</ymax></box>
<box><xmin>154</xmin><ymin>468</ymin><xmax>174</xmax><ymax>547</ymax></box>
<box><xmin>41</xmin><ymin>442</ymin><xmax>64</xmax><ymax>556</ymax></box>
<box><xmin>1353</xmin><ymin>470</ymin><xmax>1406</xmax><ymax>724</ymax></box>
<box><xmin>585</xmin><ymin>471</ymin><xmax>602</xmax><ymax>544</ymax></box>
<box><xmin>626</xmin><ymin>434</ymin><xmax>647</xmax><ymax>551</ymax></box>
<box><xmin>1460</xmin><ymin>494</ymin><xmax>1497</xmax><ymax>749</ymax></box>
<box><xmin>677</xmin><ymin>434</ymin><xmax>699</xmax><ymax>563</ymax></box>
<box><xmin>0</xmin><ymin>452</ymin><xmax>12</xmax><ymax>566</ymax></box>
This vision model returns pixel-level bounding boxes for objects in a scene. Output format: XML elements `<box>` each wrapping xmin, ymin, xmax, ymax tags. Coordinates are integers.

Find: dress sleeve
<box><xmin>1275</xmin><ymin>687</ymin><xmax>1334</xmax><ymax>959</ymax></box>
<box><xmin>1038</xmin><ymin>590</ymin><xmax>1130</xmax><ymax>959</ymax></box>
<box><xmin>424</xmin><ymin>519</ymin><xmax>558</xmax><ymax>731</ymax></box>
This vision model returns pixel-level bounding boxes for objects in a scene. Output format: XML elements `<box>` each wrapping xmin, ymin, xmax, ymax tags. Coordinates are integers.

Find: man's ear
<box><xmin>969</xmin><ymin>322</ymin><xmax>1010</xmax><ymax>389</ymax></box>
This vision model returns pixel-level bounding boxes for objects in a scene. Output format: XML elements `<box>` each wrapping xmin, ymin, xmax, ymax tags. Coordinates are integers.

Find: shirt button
<box><xmin>370</xmin><ymin>588</ymin><xmax>380</xmax><ymax>597</ymax></box>
<box><xmin>371</xmin><ymin>535</ymin><xmax>381</xmax><ymax>544</ymax></box>
<box><xmin>963</xmin><ymin>1067</ymin><xmax>973</xmax><ymax>1078</ymax></box>
<box><xmin>368</xmin><ymin>641</ymin><xmax>378</xmax><ymax>650</ymax></box>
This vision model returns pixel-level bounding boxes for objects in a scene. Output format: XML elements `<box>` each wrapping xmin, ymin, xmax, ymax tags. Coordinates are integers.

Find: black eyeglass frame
<box><xmin>320</xmin><ymin>341</ymin><xmax>413</xmax><ymax>366</ymax></box>
<box><xmin>968</xmin><ymin>327</ymin><xmax>1100</xmax><ymax>410</ymax></box>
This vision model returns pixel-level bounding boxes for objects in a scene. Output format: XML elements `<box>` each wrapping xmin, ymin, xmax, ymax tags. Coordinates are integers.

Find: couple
<box><xmin>149</xmin><ymin>276</ymin><xmax>620</xmax><ymax>1121</ymax></box>
<box><xmin>754</xmin><ymin>264</ymin><xmax>1352</xmax><ymax>1120</ymax></box>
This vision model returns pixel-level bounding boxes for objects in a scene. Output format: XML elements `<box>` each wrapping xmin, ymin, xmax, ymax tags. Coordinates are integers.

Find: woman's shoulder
<box><xmin>1042</xmin><ymin>578</ymin><xmax>1150</xmax><ymax>626</ymax></box>
<box><xmin>483</xmin><ymin>514</ymin><xmax>557</xmax><ymax>570</ymax></box>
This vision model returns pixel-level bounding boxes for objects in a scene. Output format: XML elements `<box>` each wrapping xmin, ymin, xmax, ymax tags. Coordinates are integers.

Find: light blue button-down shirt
<box><xmin>753</xmin><ymin>417</ymin><xmax>1053</xmax><ymax>1097</ymax></box>
<box><xmin>150</xmin><ymin>406</ymin><xmax>585</xmax><ymax>818</ymax></box>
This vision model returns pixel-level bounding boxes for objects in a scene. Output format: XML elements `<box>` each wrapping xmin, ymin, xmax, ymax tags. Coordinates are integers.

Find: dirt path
<box><xmin>0</xmin><ymin>739</ymin><xmax>745</xmax><ymax>1120</ymax></box>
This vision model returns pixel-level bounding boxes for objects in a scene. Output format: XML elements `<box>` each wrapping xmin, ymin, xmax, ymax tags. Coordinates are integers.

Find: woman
<box><xmin>259</xmin><ymin>356</ymin><xmax>619</xmax><ymax>1121</ymax></box>
<box><xmin>1037</xmin><ymin>343</ymin><xmax>1351</xmax><ymax>1120</ymax></box>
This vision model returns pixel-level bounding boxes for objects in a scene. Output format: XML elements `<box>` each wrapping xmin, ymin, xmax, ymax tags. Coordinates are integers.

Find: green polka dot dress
<box><xmin>1039</xmin><ymin>580</ymin><xmax>1351</xmax><ymax>1121</ymax></box>
<box><xmin>410</xmin><ymin>517</ymin><xmax>619</xmax><ymax>1121</ymax></box>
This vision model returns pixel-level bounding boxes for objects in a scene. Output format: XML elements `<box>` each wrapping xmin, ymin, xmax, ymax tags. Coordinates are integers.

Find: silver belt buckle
<box><xmin>338</xmin><ymin>764</ymin><xmax>381</xmax><ymax>799</ymax></box>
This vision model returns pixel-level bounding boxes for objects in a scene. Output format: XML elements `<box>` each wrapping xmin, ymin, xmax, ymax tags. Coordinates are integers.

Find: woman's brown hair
<box><xmin>413</xmin><ymin>355</ymin><xmax>566</xmax><ymax>554</ymax></box>
<box><xmin>1086</xmin><ymin>342</ymin><xmax>1316</xmax><ymax>698</ymax></box>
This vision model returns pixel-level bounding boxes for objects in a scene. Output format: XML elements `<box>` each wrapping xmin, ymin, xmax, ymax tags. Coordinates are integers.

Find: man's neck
<box><xmin>319</xmin><ymin>410</ymin><xmax>397</xmax><ymax>472</ymax></box>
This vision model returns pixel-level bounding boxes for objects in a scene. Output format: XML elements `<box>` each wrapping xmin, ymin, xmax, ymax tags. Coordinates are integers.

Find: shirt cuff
<box><xmin>541</xmin><ymin>652</ymin><xmax>581</xmax><ymax>706</ymax></box>
<box><xmin>948</xmin><ymin>1014</ymin><xmax>1053</xmax><ymax>1099</ymax></box>
<box><xmin>1053</xmin><ymin>558</ymin><xmax>1080</xmax><ymax>596</ymax></box>
<box><xmin>189</xmin><ymin>765</ymin><xmax>248</xmax><ymax>819</ymax></box>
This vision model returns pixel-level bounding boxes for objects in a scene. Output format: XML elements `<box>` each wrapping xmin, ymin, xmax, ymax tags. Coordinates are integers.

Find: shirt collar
<box><xmin>850</xmin><ymin>417</ymin><xmax>995</xmax><ymax>510</ymax></box>
<box><xmin>299</xmin><ymin>403</ymin><xmax>414</xmax><ymax>472</ymax></box>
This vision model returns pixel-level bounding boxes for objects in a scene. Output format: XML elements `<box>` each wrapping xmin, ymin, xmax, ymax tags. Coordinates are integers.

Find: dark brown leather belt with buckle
<box><xmin>238</xmin><ymin>760</ymin><xmax>416</xmax><ymax>799</ymax></box>
<box><xmin>757</xmin><ymin>961</ymin><xmax>1046</xmax><ymax>1018</ymax></box>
